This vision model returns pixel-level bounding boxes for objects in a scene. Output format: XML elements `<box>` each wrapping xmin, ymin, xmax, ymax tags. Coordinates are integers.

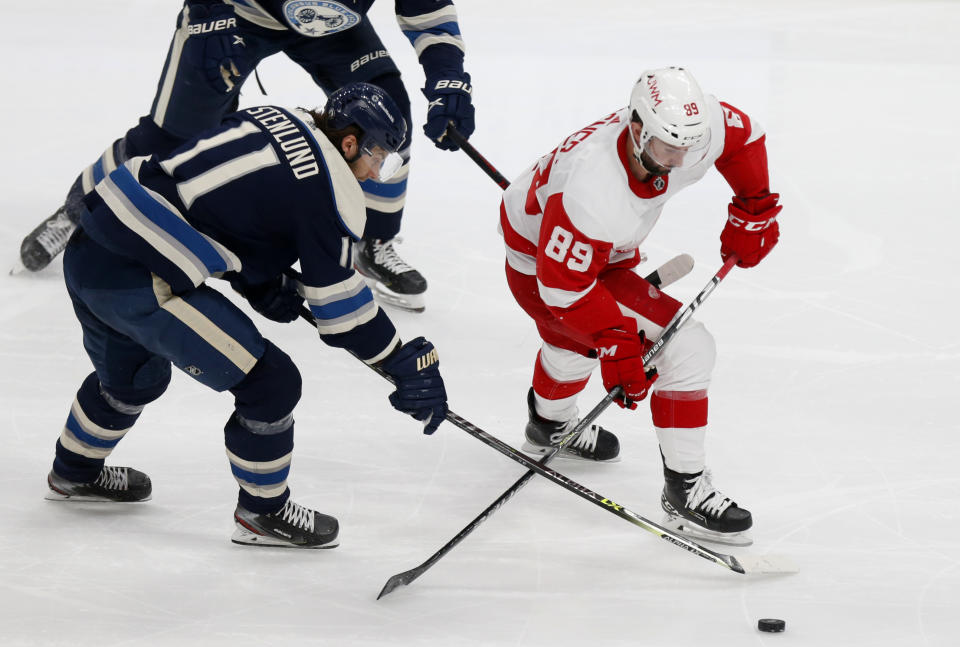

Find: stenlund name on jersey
<box><xmin>245</xmin><ymin>107</ymin><xmax>320</xmax><ymax>180</ymax></box>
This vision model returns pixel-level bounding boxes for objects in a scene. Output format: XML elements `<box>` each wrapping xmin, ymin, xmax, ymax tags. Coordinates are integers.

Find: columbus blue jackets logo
<box><xmin>282</xmin><ymin>1</ymin><xmax>360</xmax><ymax>37</ymax></box>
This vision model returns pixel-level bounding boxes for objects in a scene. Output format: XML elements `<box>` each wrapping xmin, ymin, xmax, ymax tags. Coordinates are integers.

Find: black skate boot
<box><xmin>45</xmin><ymin>466</ymin><xmax>152</xmax><ymax>502</ymax></box>
<box><xmin>354</xmin><ymin>238</ymin><xmax>427</xmax><ymax>312</ymax></box>
<box><xmin>521</xmin><ymin>388</ymin><xmax>620</xmax><ymax>462</ymax></box>
<box><xmin>20</xmin><ymin>206</ymin><xmax>77</xmax><ymax>272</ymax></box>
<box><xmin>660</xmin><ymin>465</ymin><xmax>753</xmax><ymax>546</ymax></box>
<box><xmin>232</xmin><ymin>499</ymin><xmax>339</xmax><ymax>549</ymax></box>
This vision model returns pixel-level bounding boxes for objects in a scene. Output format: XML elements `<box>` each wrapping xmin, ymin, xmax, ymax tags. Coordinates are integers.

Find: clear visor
<box><xmin>361</xmin><ymin>143</ymin><xmax>403</xmax><ymax>182</ymax></box>
<box><xmin>631</xmin><ymin>126</ymin><xmax>711</xmax><ymax>172</ymax></box>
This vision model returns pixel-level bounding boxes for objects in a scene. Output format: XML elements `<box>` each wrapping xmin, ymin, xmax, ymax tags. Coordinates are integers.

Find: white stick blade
<box><xmin>655</xmin><ymin>253</ymin><xmax>695</xmax><ymax>288</ymax></box>
<box><xmin>737</xmin><ymin>553</ymin><xmax>799</xmax><ymax>574</ymax></box>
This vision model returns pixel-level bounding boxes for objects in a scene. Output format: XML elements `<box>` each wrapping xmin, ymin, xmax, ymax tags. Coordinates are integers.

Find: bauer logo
<box><xmin>350</xmin><ymin>49</ymin><xmax>389</xmax><ymax>72</ymax></box>
<box><xmin>416</xmin><ymin>348</ymin><xmax>440</xmax><ymax>372</ymax></box>
<box><xmin>282</xmin><ymin>0</ymin><xmax>360</xmax><ymax>38</ymax></box>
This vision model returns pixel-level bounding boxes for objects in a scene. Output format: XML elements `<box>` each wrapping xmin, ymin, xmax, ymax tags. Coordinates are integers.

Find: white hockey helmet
<box><xmin>628</xmin><ymin>67</ymin><xmax>711</xmax><ymax>173</ymax></box>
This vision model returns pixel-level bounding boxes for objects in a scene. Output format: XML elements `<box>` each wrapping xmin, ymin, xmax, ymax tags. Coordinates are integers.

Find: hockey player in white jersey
<box><xmin>499</xmin><ymin>67</ymin><xmax>781</xmax><ymax>545</ymax></box>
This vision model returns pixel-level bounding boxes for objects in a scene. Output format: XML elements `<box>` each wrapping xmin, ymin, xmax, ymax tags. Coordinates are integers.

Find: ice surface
<box><xmin>2</xmin><ymin>1</ymin><xmax>959</xmax><ymax>645</ymax></box>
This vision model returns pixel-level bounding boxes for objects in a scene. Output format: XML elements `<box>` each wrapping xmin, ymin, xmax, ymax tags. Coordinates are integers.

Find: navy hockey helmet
<box><xmin>324</xmin><ymin>82</ymin><xmax>407</xmax><ymax>181</ymax></box>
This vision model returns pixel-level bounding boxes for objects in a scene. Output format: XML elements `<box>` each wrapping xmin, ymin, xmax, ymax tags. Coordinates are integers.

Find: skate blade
<box><xmin>369</xmin><ymin>282</ymin><xmax>425</xmax><ymax>313</ymax></box>
<box><xmin>44</xmin><ymin>490</ymin><xmax>152</xmax><ymax>503</ymax></box>
<box><xmin>231</xmin><ymin>526</ymin><xmax>339</xmax><ymax>549</ymax></box>
<box><xmin>661</xmin><ymin>512</ymin><xmax>753</xmax><ymax>547</ymax></box>
<box><xmin>520</xmin><ymin>441</ymin><xmax>621</xmax><ymax>463</ymax></box>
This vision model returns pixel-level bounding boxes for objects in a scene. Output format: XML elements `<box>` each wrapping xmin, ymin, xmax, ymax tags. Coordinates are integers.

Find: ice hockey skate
<box><xmin>354</xmin><ymin>237</ymin><xmax>427</xmax><ymax>312</ymax></box>
<box><xmin>19</xmin><ymin>207</ymin><xmax>77</xmax><ymax>272</ymax></box>
<box><xmin>521</xmin><ymin>389</ymin><xmax>620</xmax><ymax>462</ymax></box>
<box><xmin>45</xmin><ymin>465</ymin><xmax>152</xmax><ymax>502</ymax></box>
<box><xmin>232</xmin><ymin>499</ymin><xmax>340</xmax><ymax>549</ymax></box>
<box><xmin>660</xmin><ymin>466</ymin><xmax>753</xmax><ymax>546</ymax></box>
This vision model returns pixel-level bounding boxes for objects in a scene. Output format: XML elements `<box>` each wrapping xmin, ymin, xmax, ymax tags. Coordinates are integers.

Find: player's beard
<box><xmin>640</xmin><ymin>149</ymin><xmax>672</xmax><ymax>177</ymax></box>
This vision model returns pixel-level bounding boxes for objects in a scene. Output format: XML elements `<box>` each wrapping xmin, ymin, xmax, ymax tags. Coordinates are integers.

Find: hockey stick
<box><xmin>376</xmin><ymin>254</ymin><xmax>753</xmax><ymax>597</ymax></box>
<box><xmin>445</xmin><ymin>123</ymin><xmax>510</xmax><ymax>189</ymax></box>
<box><xmin>296</xmin><ymin>259</ymin><xmax>794</xmax><ymax>582</ymax></box>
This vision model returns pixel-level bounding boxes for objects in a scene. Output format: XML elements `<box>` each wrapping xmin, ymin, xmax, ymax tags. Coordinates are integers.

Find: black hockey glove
<box><xmin>231</xmin><ymin>273</ymin><xmax>304</xmax><ymax>323</ymax></box>
<box><xmin>381</xmin><ymin>337</ymin><xmax>448</xmax><ymax>434</ymax></box>
<box><xmin>184</xmin><ymin>1</ymin><xmax>252</xmax><ymax>93</ymax></box>
<box><xmin>422</xmin><ymin>72</ymin><xmax>475</xmax><ymax>150</ymax></box>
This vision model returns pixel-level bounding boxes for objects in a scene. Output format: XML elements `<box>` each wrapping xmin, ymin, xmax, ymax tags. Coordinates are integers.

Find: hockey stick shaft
<box><xmin>445</xmin><ymin>124</ymin><xmax>511</xmax><ymax>189</ymax></box>
<box><xmin>376</xmin><ymin>255</ymin><xmax>739</xmax><ymax>596</ymax></box>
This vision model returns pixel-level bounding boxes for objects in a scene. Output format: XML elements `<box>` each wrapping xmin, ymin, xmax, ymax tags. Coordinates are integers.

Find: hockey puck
<box><xmin>758</xmin><ymin>618</ymin><xmax>786</xmax><ymax>633</ymax></box>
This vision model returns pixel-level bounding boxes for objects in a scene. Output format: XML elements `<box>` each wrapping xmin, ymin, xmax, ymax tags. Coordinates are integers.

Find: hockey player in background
<box><xmin>44</xmin><ymin>82</ymin><xmax>449</xmax><ymax>549</ymax></box>
<box><xmin>19</xmin><ymin>0</ymin><xmax>476</xmax><ymax>312</ymax></box>
<box><xmin>500</xmin><ymin>67</ymin><xmax>781</xmax><ymax>545</ymax></box>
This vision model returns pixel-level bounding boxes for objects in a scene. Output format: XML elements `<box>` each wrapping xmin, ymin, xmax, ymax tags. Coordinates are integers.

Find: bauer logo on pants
<box><xmin>282</xmin><ymin>1</ymin><xmax>360</xmax><ymax>37</ymax></box>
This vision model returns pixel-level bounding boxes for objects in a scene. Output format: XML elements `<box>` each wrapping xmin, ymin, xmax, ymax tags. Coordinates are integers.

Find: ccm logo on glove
<box><xmin>597</xmin><ymin>344</ymin><xmax>622</xmax><ymax>359</ymax></box>
<box><xmin>726</xmin><ymin>213</ymin><xmax>776</xmax><ymax>232</ymax></box>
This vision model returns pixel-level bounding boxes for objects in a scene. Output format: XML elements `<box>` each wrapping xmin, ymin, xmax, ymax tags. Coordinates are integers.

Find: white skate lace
<box><xmin>372</xmin><ymin>238</ymin><xmax>414</xmax><ymax>274</ymax></box>
<box><xmin>36</xmin><ymin>210</ymin><xmax>75</xmax><ymax>256</ymax></box>
<box><xmin>550</xmin><ymin>422</ymin><xmax>599</xmax><ymax>453</ymax></box>
<box><xmin>94</xmin><ymin>466</ymin><xmax>129</xmax><ymax>491</ymax></box>
<box><xmin>685</xmin><ymin>469</ymin><xmax>734</xmax><ymax>518</ymax></box>
<box><xmin>277</xmin><ymin>500</ymin><xmax>316</xmax><ymax>532</ymax></box>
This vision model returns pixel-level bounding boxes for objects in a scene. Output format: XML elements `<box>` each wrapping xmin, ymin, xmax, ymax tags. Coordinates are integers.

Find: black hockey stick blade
<box><xmin>378</xmin><ymin>568</ymin><xmax>421</xmax><ymax>599</ymax></box>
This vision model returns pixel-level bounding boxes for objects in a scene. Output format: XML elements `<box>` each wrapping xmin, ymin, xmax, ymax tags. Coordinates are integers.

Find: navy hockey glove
<box><xmin>232</xmin><ymin>273</ymin><xmax>304</xmax><ymax>323</ymax></box>
<box><xmin>184</xmin><ymin>1</ymin><xmax>252</xmax><ymax>93</ymax></box>
<box><xmin>381</xmin><ymin>337</ymin><xmax>448</xmax><ymax>434</ymax></box>
<box><xmin>422</xmin><ymin>72</ymin><xmax>475</xmax><ymax>150</ymax></box>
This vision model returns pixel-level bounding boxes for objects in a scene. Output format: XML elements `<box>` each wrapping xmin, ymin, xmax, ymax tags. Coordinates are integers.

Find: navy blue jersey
<box><xmin>226</xmin><ymin>0</ymin><xmax>465</xmax><ymax>73</ymax></box>
<box><xmin>81</xmin><ymin>105</ymin><xmax>399</xmax><ymax>363</ymax></box>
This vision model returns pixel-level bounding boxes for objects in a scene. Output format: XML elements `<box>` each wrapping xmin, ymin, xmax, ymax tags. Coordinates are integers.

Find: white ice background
<box><xmin>2</xmin><ymin>1</ymin><xmax>959</xmax><ymax>645</ymax></box>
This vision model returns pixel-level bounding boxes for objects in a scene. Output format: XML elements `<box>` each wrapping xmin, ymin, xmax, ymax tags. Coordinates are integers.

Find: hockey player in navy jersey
<box><xmin>45</xmin><ymin>82</ymin><xmax>449</xmax><ymax>549</ymax></box>
<box><xmin>19</xmin><ymin>0</ymin><xmax>475</xmax><ymax>312</ymax></box>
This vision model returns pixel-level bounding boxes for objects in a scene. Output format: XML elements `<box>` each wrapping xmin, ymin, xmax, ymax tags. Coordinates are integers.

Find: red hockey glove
<box><xmin>596</xmin><ymin>323</ymin><xmax>658</xmax><ymax>410</ymax></box>
<box><xmin>720</xmin><ymin>193</ymin><xmax>782</xmax><ymax>268</ymax></box>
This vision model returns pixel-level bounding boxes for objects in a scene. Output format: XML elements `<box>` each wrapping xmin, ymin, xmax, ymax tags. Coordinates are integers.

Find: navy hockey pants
<box><xmin>55</xmin><ymin>229</ymin><xmax>301</xmax><ymax>513</ymax></box>
<box><xmin>67</xmin><ymin>6</ymin><xmax>411</xmax><ymax>241</ymax></box>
